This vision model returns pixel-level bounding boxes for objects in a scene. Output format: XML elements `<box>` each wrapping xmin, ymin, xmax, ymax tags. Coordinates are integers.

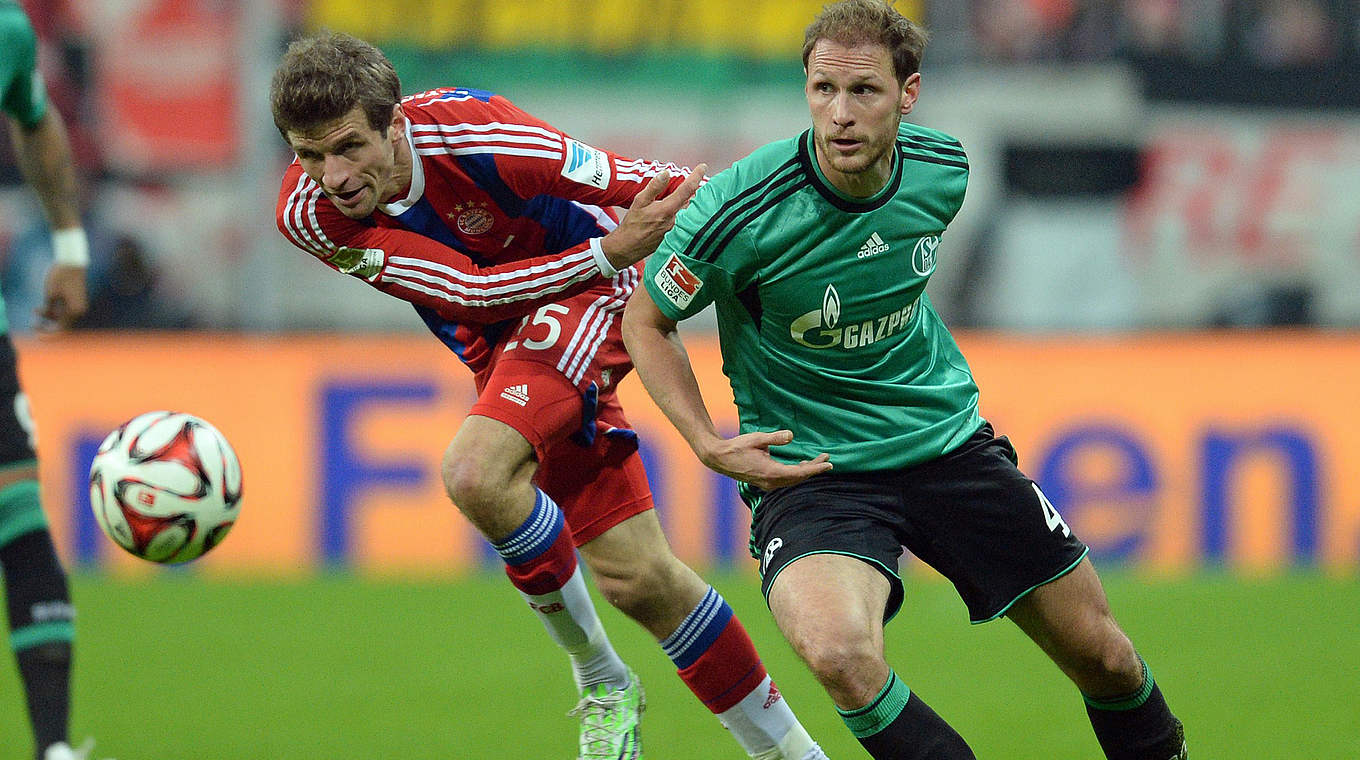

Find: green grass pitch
<box><xmin>1</xmin><ymin>571</ymin><xmax>1357</xmax><ymax>759</ymax></box>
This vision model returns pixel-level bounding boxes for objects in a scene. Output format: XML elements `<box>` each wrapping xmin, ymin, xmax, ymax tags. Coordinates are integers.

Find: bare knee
<box><xmin>1065</xmin><ymin>621</ymin><xmax>1144</xmax><ymax>695</ymax></box>
<box><xmin>439</xmin><ymin>417</ymin><xmax>537</xmax><ymax>529</ymax></box>
<box><xmin>440</xmin><ymin>440</ymin><xmax>536</xmax><ymax>540</ymax></box>
<box><xmin>767</xmin><ymin>554</ymin><xmax>894</xmax><ymax>708</ymax></box>
<box><xmin>440</xmin><ymin>445</ymin><xmax>501</xmax><ymax>512</ymax></box>
<box><xmin>1012</xmin><ymin>561</ymin><xmax>1146</xmax><ymax>695</ymax></box>
<box><xmin>789</xmin><ymin>625</ymin><xmax>886</xmax><ymax>706</ymax></box>
<box><xmin>440</xmin><ymin>451</ymin><xmax>489</xmax><ymax>505</ymax></box>
<box><xmin>591</xmin><ymin>552</ymin><xmax>685</xmax><ymax>621</ymax></box>
<box><xmin>577</xmin><ymin>513</ymin><xmax>712</xmax><ymax>638</ymax></box>
<box><xmin>446</xmin><ymin>429</ymin><xmax>530</xmax><ymax>511</ymax></box>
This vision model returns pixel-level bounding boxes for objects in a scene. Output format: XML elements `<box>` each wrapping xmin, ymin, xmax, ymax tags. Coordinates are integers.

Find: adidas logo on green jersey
<box><xmin>857</xmin><ymin>232</ymin><xmax>890</xmax><ymax>259</ymax></box>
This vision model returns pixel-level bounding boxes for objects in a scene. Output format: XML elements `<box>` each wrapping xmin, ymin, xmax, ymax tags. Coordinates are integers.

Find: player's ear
<box><xmin>899</xmin><ymin>72</ymin><xmax>921</xmax><ymax>116</ymax></box>
<box><xmin>388</xmin><ymin>104</ymin><xmax>405</xmax><ymax>141</ymax></box>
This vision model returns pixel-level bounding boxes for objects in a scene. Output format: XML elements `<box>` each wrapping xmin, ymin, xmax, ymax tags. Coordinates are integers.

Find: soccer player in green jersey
<box><xmin>0</xmin><ymin>3</ymin><xmax>104</xmax><ymax>760</ymax></box>
<box><xmin>623</xmin><ymin>1</ymin><xmax>1187</xmax><ymax>759</ymax></box>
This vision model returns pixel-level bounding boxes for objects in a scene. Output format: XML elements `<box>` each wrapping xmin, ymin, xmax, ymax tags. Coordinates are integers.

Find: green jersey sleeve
<box><xmin>0</xmin><ymin>2</ymin><xmax>48</xmax><ymax>127</ymax></box>
<box><xmin>643</xmin><ymin>169</ymin><xmax>750</xmax><ymax>322</ymax></box>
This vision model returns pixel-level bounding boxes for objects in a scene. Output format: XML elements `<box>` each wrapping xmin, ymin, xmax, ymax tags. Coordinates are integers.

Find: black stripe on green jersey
<box><xmin>800</xmin><ymin>129</ymin><xmax>904</xmax><ymax>213</ymax></box>
<box><xmin>706</xmin><ymin>175</ymin><xmax>810</xmax><ymax>261</ymax></box>
<box><xmin>899</xmin><ymin>138</ymin><xmax>968</xmax><ymax>161</ymax></box>
<box><xmin>903</xmin><ymin>133</ymin><xmax>962</xmax><ymax>147</ymax></box>
<box><xmin>899</xmin><ymin>139</ymin><xmax>968</xmax><ymax>169</ymax></box>
<box><xmin>685</xmin><ymin>154</ymin><xmax>799</xmax><ymax>265</ymax></box>
<box><xmin>897</xmin><ymin>149</ymin><xmax>969</xmax><ymax>170</ymax></box>
<box><xmin>682</xmin><ymin>157</ymin><xmax>804</xmax><ymax>264</ymax></box>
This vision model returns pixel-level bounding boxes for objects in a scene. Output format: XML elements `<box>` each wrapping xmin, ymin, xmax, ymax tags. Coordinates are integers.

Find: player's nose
<box><xmin>321</xmin><ymin>154</ymin><xmax>351</xmax><ymax>191</ymax></box>
<box><xmin>830</xmin><ymin>93</ymin><xmax>855</xmax><ymax>125</ymax></box>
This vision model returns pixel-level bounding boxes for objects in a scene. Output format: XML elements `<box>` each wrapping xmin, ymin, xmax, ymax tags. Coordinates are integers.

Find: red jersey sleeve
<box><xmin>406</xmin><ymin>92</ymin><xmax>691</xmax><ymax>209</ymax></box>
<box><xmin>275</xmin><ymin>162</ymin><xmax>605</xmax><ymax>325</ymax></box>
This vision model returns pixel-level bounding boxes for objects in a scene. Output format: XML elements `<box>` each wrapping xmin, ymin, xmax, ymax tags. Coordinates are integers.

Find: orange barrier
<box><xmin>18</xmin><ymin>332</ymin><xmax>1360</xmax><ymax>575</ymax></box>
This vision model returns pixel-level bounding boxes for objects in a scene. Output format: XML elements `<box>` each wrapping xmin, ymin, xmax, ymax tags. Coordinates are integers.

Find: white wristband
<box><xmin>52</xmin><ymin>228</ymin><xmax>90</xmax><ymax>267</ymax></box>
<box><xmin>589</xmin><ymin>236</ymin><xmax>618</xmax><ymax>279</ymax></box>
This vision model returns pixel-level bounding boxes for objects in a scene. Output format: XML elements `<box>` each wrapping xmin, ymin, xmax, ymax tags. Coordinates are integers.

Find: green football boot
<box><xmin>568</xmin><ymin>670</ymin><xmax>644</xmax><ymax>759</ymax></box>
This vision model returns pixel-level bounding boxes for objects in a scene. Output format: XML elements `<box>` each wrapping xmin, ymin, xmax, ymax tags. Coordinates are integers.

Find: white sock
<box><xmin>718</xmin><ymin>674</ymin><xmax>825</xmax><ymax>759</ymax></box>
<box><xmin>518</xmin><ymin>564</ymin><xmax>630</xmax><ymax>692</ymax></box>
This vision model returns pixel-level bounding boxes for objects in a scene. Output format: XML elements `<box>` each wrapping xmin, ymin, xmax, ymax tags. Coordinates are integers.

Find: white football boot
<box><xmin>43</xmin><ymin>738</ymin><xmax>112</xmax><ymax>760</ymax></box>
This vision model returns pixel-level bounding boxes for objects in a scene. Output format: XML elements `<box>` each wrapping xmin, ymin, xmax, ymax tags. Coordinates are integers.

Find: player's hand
<box><xmin>37</xmin><ymin>263</ymin><xmax>88</xmax><ymax>330</ymax></box>
<box><xmin>699</xmin><ymin>429</ymin><xmax>832</xmax><ymax>491</ymax></box>
<box><xmin>599</xmin><ymin>164</ymin><xmax>708</xmax><ymax>270</ymax></box>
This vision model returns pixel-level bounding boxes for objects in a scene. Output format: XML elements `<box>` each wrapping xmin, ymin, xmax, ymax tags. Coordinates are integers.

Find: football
<box><xmin>89</xmin><ymin>411</ymin><xmax>243</xmax><ymax>564</ymax></box>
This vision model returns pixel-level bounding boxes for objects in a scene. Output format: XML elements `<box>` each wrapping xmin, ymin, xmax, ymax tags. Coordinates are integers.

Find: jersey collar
<box><xmin>377</xmin><ymin>117</ymin><xmax>425</xmax><ymax>217</ymax></box>
<box><xmin>799</xmin><ymin>128</ymin><xmax>902</xmax><ymax>213</ymax></box>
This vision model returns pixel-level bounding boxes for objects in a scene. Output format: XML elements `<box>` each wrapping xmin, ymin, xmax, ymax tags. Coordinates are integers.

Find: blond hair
<box><xmin>802</xmin><ymin>0</ymin><xmax>930</xmax><ymax>83</ymax></box>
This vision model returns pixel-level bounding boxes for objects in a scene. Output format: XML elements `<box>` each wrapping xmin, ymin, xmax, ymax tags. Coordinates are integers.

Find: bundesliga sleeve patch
<box><xmin>561</xmin><ymin>138</ymin><xmax>611</xmax><ymax>189</ymax></box>
<box><xmin>327</xmin><ymin>246</ymin><xmax>385</xmax><ymax>280</ymax></box>
<box><xmin>654</xmin><ymin>254</ymin><xmax>703</xmax><ymax>309</ymax></box>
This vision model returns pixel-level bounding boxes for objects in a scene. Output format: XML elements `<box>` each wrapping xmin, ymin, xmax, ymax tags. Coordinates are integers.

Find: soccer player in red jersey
<box><xmin>270</xmin><ymin>33</ymin><xmax>828</xmax><ymax>760</ymax></box>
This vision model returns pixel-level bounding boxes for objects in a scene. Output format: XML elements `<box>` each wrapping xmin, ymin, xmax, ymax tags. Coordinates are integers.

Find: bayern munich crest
<box><xmin>452</xmin><ymin>202</ymin><xmax>494</xmax><ymax>235</ymax></box>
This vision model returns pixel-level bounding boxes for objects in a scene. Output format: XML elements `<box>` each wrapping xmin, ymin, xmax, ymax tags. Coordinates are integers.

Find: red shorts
<box><xmin>468</xmin><ymin>277</ymin><xmax>652</xmax><ymax>545</ymax></box>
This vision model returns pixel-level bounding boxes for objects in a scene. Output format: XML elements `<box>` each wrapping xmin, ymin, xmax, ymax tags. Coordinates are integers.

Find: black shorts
<box><xmin>748</xmin><ymin>423</ymin><xmax>1089</xmax><ymax>624</ymax></box>
<box><xmin>0</xmin><ymin>335</ymin><xmax>36</xmax><ymax>467</ymax></box>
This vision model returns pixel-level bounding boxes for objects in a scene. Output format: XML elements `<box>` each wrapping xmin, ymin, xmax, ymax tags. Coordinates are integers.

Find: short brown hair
<box><xmin>802</xmin><ymin>0</ymin><xmax>930</xmax><ymax>83</ymax></box>
<box><xmin>269</xmin><ymin>31</ymin><xmax>401</xmax><ymax>138</ymax></box>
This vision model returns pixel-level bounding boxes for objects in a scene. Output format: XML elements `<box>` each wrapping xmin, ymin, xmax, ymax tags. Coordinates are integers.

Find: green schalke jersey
<box><xmin>0</xmin><ymin>0</ymin><xmax>49</xmax><ymax>335</ymax></box>
<box><xmin>644</xmin><ymin>123</ymin><xmax>983</xmax><ymax>472</ymax></box>
<box><xmin>1</xmin><ymin>0</ymin><xmax>47</xmax><ymax>129</ymax></box>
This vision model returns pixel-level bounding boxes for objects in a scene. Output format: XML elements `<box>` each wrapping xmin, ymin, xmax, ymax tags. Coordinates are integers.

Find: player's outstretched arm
<box><xmin>278</xmin><ymin>165</ymin><xmax>613</xmax><ymax>325</ymax></box>
<box><xmin>622</xmin><ymin>289</ymin><xmax>832</xmax><ymax>491</ymax></box>
<box><xmin>8</xmin><ymin>107</ymin><xmax>89</xmax><ymax>328</ymax></box>
<box><xmin>598</xmin><ymin>164</ymin><xmax>706</xmax><ymax>270</ymax></box>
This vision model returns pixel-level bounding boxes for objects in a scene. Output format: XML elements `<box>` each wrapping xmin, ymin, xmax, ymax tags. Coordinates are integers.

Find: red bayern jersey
<box><xmin>275</xmin><ymin>86</ymin><xmax>689</xmax><ymax>329</ymax></box>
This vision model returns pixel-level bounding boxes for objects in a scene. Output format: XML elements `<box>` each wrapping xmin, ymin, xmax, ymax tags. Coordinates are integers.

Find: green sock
<box><xmin>837</xmin><ymin>670</ymin><xmax>975</xmax><ymax>759</ymax></box>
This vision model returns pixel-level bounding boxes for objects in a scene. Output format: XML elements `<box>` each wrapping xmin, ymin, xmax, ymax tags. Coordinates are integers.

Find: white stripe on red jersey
<box><xmin>614</xmin><ymin>158</ymin><xmax>686</xmax><ymax>182</ymax></box>
<box><xmin>566</xmin><ymin>268</ymin><xmax>636</xmax><ymax>385</ymax></box>
<box><xmin>415</xmin><ymin>144</ymin><xmax>563</xmax><ymax>161</ymax></box>
<box><xmin>384</xmin><ymin>252</ymin><xmax>598</xmax><ymax>301</ymax></box>
<box><xmin>282</xmin><ymin>175</ymin><xmax>327</xmax><ymax>256</ymax></box>
<box><xmin>411</xmin><ymin>132</ymin><xmax>560</xmax><ymax>149</ymax></box>
<box><xmin>408</xmin><ymin>120</ymin><xmax>561</xmax><ymax>141</ymax></box>
<box><xmin>381</xmin><ymin>264</ymin><xmax>596</xmax><ymax>309</ymax></box>
<box><xmin>409</xmin><ymin>121</ymin><xmax>563</xmax><ymax>158</ymax></box>
<box><xmin>559</xmin><ymin>266</ymin><xmax>636</xmax><ymax>384</ymax></box>
<box><xmin>281</xmin><ymin>178</ymin><xmax>338</xmax><ymax>254</ymax></box>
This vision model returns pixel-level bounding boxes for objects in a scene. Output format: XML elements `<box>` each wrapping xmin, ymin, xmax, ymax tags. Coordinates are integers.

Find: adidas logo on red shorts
<box><xmin>500</xmin><ymin>384</ymin><xmax>530</xmax><ymax>407</ymax></box>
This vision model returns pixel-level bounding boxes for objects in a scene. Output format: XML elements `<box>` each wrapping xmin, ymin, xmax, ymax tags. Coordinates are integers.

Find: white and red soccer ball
<box><xmin>88</xmin><ymin>411</ymin><xmax>243</xmax><ymax>564</ymax></box>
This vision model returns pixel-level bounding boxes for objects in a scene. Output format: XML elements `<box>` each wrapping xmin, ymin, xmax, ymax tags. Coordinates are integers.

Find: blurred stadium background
<box><xmin>2</xmin><ymin>0</ymin><xmax>1359</xmax><ymax>758</ymax></box>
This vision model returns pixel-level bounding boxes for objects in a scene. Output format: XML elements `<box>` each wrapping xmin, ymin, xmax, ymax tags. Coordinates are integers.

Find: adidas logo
<box><xmin>763</xmin><ymin>681</ymin><xmax>783</xmax><ymax>709</ymax></box>
<box><xmin>857</xmin><ymin>232</ymin><xmax>890</xmax><ymax>259</ymax></box>
<box><xmin>499</xmin><ymin>384</ymin><xmax>530</xmax><ymax>407</ymax></box>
